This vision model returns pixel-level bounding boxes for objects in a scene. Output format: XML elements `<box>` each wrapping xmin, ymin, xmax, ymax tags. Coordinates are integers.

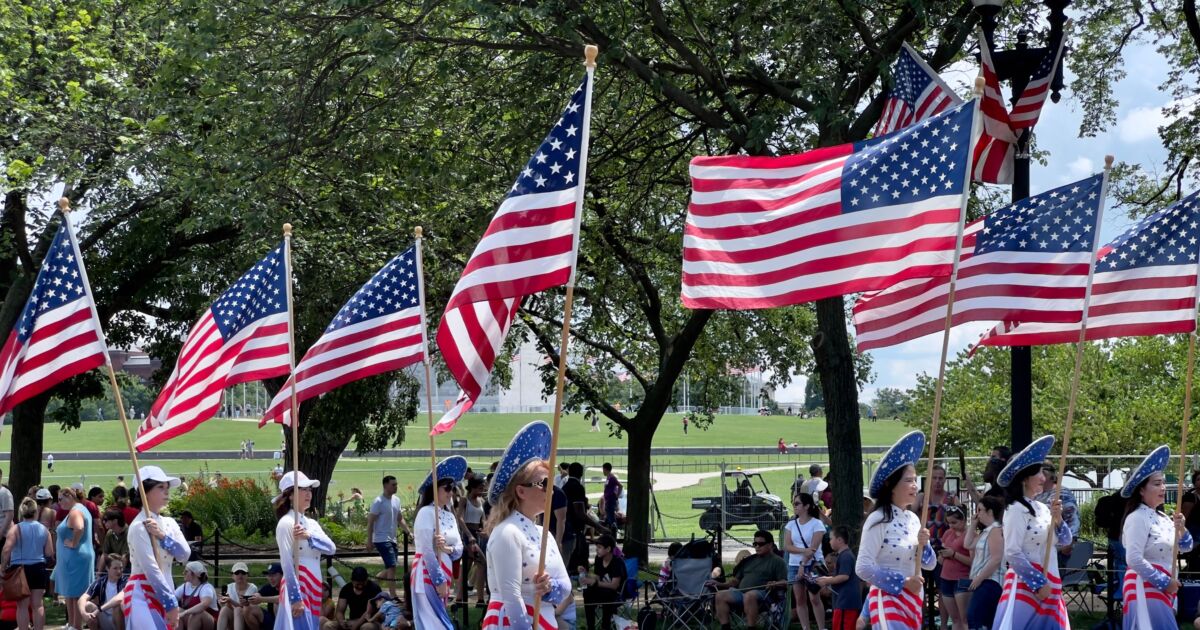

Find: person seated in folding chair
<box><xmin>580</xmin><ymin>534</ymin><xmax>626</xmax><ymax>630</ymax></box>
<box><xmin>711</xmin><ymin>530</ymin><xmax>788</xmax><ymax>630</ymax></box>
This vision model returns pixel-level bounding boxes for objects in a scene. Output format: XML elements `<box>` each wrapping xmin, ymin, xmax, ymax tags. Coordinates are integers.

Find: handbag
<box><xmin>2</xmin><ymin>522</ymin><xmax>30</xmax><ymax>601</ymax></box>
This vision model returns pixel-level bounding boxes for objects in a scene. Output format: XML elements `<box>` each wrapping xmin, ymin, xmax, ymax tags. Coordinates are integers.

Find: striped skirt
<box><xmin>275</xmin><ymin>564</ymin><xmax>323</xmax><ymax>630</ymax></box>
<box><xmin>993</xmin><ymin>564</ymin><xmax>1068</xmax><ymax>630</ymax></box>
<box><xmin>122</xmin><ymin>574</ymin><xmax>168</xmax><ymax>630</ymax></box>
<box><xmin>481</xmin><ymin>600</ymin><xmax>558</xmax><ymax>630</ymax></box>
<box><xmin>866</xmin><ymin>585</ymin><xmax>922</xmax><ymax>630</ymax></box>
<box><xmin>1122</xmin><ymin>565</ymin><xmax>1176</xmax><ymax>630</ymax></box>
<box><xmin>412</xmin><ymin>553</ymin><xmax>454</xmax><ymax>629</ymax></box>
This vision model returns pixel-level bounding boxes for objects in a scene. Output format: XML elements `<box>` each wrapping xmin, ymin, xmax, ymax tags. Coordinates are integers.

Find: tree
<box><xmin>804</xmin><ymin>377</ymin><xmax>825</xmax><ymax>412</ymax></box>
<box><xmin>872</xmin><ymin>387</ymin><xmax>911</xmax><ymax>420</ymax></box>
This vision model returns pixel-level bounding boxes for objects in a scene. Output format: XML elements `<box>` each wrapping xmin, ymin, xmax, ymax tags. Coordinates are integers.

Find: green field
<box><xmin>0</xmin><ymin>413</ymin><xmax>910</xmax><ymax>453</ymax></box>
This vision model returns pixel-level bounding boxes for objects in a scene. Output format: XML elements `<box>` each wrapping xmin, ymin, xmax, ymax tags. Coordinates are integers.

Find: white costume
<box><xmin>993</xmin><ymin>500</ymin><xmax>1072</xmax><ymax>630</ymax></box>
<box><xmin>274</xmin><ymin>512</ymin><xmax>336</xmax><ymax>630</ymax></box>
<box><xmin>412</xmin><ymin>504</ymin><xmax>464</xmax><ymax>629</ymax></box>
<box><xmin>482</xmin><ymin>511</ymin><xmax>572</xmax><ymax>630</ymax></box>
<box><xmin>123</xmin><ymin>512</ymin><xmax>191</xmax><ymax>630</ymax></box>
<box><xmin>855</xmin><ymin>506</ymin><xmax>935</xmax><ymax>630</ymax></box>
<box><xmin>1122</xmin><ymin>504</ymin><xmax>1195</xmax><ymax>629</ymax></box>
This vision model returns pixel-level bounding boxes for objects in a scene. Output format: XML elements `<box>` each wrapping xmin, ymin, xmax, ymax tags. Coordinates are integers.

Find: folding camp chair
<box><xmin>649</xmin><ymin>538</ymin><xmax>717</xmax><ymax>630</ymax></box>
<box><xmin>1059</xmin><ymin>539</ymin><xmax>1096</xmax><ymax>613</ymax></box>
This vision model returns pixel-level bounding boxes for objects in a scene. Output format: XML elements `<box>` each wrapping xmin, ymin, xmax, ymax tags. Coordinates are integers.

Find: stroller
<box><xmin>647</xmin><ymin>536</ymin><xmax>718</xmax><ymax>629</ymax></box>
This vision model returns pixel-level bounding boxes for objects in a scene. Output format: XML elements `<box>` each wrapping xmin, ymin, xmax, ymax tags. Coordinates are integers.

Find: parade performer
<box><xmin>856</xmin><ymin>431</ymin><xmax>935</xmax><ymax>630</ymax></box>
<box><xmin>124</xmin><ymin>466</ymin><xmax>192</xmax><ymax>630</ymax></box>
<box><xmin>992</xmin><ymin>435</ymin><xmax>1071</xmax><ymax>630</ymax></box>
<box><xmin>273</xmin><ymin>472</ymin><xmax>336</xmax><ymax>630</ymax></box>
<box><xmin>1121</xmin><ymin>445</ymin><xmax>1193</xmax><ymax>629</ymax></box>
<box><xmin>412</xmin><ymin>455</ymin><xmax>468</xmax><ymax>629</ymax></box>
<box><xmin>482</xmin><ymin>422</ymin><xmax>572</xmax><ymax>630</ymax></box>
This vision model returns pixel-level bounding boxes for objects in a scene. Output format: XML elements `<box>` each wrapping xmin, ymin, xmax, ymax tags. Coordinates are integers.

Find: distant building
<box><xmin>108</xmin><ymin>349</ymin><xmax>161</xmax><ymax>383</ymax></box>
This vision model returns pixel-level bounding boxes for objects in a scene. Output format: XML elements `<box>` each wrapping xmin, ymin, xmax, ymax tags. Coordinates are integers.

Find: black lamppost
<box><xmin>974</xmin><ymin>0</ymin><xmax>1070</xmax><ymax>453</ymax></box>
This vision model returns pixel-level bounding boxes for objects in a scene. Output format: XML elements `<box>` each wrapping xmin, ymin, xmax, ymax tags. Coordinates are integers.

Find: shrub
<box><xmin>320</xmin><ymin>518</ymin><xmax>367</xmax><ymax>546</ymax></box>
<box><xmin>169</xmin><ymin>476</ymin><xmax>277</xmax><ymax>541</ymax></box>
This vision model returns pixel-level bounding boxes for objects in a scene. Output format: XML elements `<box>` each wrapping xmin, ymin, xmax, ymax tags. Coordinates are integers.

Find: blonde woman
<box><xmin>2</xmin><ymin>497</ymin><xmax>53</xmax><ymax>629</ymax></box>
<box><xmin>482</xmin><ymin>422</ymin><xmax>572</xmax><ymax>629</ymax></box>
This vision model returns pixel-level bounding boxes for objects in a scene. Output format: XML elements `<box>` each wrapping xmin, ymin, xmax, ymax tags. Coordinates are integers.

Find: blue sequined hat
<box><xmin>869</xmin><ymin>431</ymin><xmax>926</xmax><ymax>498</ymax></box>
<box><xmin>997</xmin><ymin>435</ymin><xmax>1056</xmax><ymax>488</ymax></box>
<box><xmin>1121</xmin><ymin>445</ymin><xmax>1171</xmax><ymax>498</ymax></box>
<box><xmin>488</xmin><ymin>421</ymin><xmax>553</xmax><ymax>506</ymax></box>
<box><xmin>418</xmin><ymin>455</ymin><xmax>469</xmax><ymax>496</ymax></box>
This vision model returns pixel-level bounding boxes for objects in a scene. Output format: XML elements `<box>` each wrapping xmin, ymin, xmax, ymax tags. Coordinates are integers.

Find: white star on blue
<box><xmin>489</xmin><ymin>421</ymin><xmax>552</xmax><ymax>505</ymax></box>
<box><xmin>507</xmin><ymin>75</ymin><xmax>588</xmax><ymax>198</ymax></box>
<box><xmin>1097</xmin><ymin>191</ymin><xmax>1200</xmax><ymax>272</ymax></box>
<box><xmin>16</xmin><ymin>224</ymin><xmax>89</xmax><ymax>342</ymax></box>
<box><xmin>997</xmin><ymin>435</ymin><xmax>1055</xmax><ymax>487</ymax></box>
<box><xmin>974</xmin><ymin>173</ymin><xmax>1105</xmax><ymax>256</ymax></box>
<box><xmin>209</xmin><ymin>243</ymin><xmax>288</xmax><ymax>339</ymax></box>
<box><xmin>326</xmin><ymin>246</ymin><xmax>420</xmax><ymax>333</ymax></box>
<box><xmin>870</xmin><ymin>431</ymin><xmax>925</xmax><ymax>497</ymax></box>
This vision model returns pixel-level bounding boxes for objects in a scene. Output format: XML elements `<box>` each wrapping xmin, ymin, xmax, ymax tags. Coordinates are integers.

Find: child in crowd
<box><xmin>817</xmin><ymin>526</ymin><xmax>862</xmax><ymax>630</ymax></box>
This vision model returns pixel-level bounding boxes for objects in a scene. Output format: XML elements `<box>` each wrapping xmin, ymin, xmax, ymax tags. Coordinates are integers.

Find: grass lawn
<box><xmin>0</xmin><ymin>414</ymin><xmax>910</xmax><ymax>453</ymax></box>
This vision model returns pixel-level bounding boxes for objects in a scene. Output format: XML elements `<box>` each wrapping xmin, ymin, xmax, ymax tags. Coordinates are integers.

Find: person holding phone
<box><xmin>217</xmin><ymin>562</ymin><xmax>261</xmax><ymax>629</ymax></box>
<box><xmin>784</xmin><ymin>492</ymin><xmax>826</xmax><ymax>630</ymax></box>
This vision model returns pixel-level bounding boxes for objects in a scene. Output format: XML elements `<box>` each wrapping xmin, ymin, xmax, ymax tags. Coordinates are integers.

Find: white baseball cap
<box><xmin>70</xmin><ymin>482</ymin><xmax>84</xmax><ymax>492</ymax></box>
<box><xmin>185</xmin><ymin>561</ymin><xmax>207</xmax><ymax>576</ymax></box>
<box><xmin>34</xmin><ymin>488</ymin><xmax>52</xmax><ymax>500</ymax></box>
<box><xmin>278</xmin><ymin>471</ymin><xmax>320</xmax><ymax>494</ymax></box>
<box><xmin>138</xmin><ymin>466</ymin><xmax>181</xmax><ymax>489</ymax></box>
<box><xmin>231</xmin><ymin>562</ymin><xmax>249</xmax><ymax>574</ymax></box>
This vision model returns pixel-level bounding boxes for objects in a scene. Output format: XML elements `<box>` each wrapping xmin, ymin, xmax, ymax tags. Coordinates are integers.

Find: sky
<box><xmin>772</xmin><ymin>39</ymin><xmax>1184</xmax><ymax>406</ymax></box>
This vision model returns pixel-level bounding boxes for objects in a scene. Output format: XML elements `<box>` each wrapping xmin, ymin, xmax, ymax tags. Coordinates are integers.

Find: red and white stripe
<box><xmin>874</xmin><ymin>43</ymin><xmax>959</xmax><ymax>137</ymax></box>
<box><xmin>481</xmin><ymin>601</ymin><xmax>557</xmax><ymax>630</ymax></box>
<box><xmin>1000</xmin><ymin>565</ymin><xmax>1068</xmax><ymax>627</ymax></box>
<box><xmin>1122</xmin><ymin>565</ymin><xmax>1175</xmax><ymax>612</ymax></box>
<box><xmin>978</xmin><ymin>36</ymin><xmax>1019</xmax><ymax>145</ymax></box>
<box><xmin>853</xmin><ymin>218</ymin><xmax>1096</xmax><ymax>351</ymax></box>
<box><xmin>682</xmin><ymin>148</ymin><xmax>968</xmax><ymax>309</ymax></box>
<box><xmin>974</xmin><ymin>263</ymin><xmax>1199</xmax><ymax>348</ymax></box>
<box><xmin>867</xmin><ymin>586</ymin><xmax>922</xmax><ymax>630</ymax></box>
<box><xmin>260</xmin><ymin>307</ymin><xmax>424</xmax><ymax>427</ymax></box>
<box><xmin>135</xmin><ymin>309</ymin><xmax>290</xmax><ymax>450</ymax></box>
<box><xmin>1009</xmin><ymin>38</ymin><xmax>1065</xmax><ymax>131</ymax></box>
<box><xmin>0</xmin><ymin>298</ymin><xmax>107</xmax><ymax>416</ymax></box>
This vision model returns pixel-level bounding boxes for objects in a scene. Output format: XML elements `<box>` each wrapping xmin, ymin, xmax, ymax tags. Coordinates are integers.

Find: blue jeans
<box><xmin>966</xmin><ymin>579</ymin><xmax>1002</xmax><ymax>629</ymax></box>
<box><xmin>374</xmin><ymin>541</ymin><xmax>399</xmax><ymax>568</ymax></box>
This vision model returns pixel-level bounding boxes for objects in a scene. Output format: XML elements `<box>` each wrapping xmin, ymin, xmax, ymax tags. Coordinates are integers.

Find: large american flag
<box><xmin>976</xmin><ymin>191</ymin><xmax>1200</xmax><ymax>347</ymax></box>
<box><xmin>973</xmin><ymin>35</ymin><xmax>1017</xmax><ymax>185</ymax></box>
<box><xmin>136</xmin><ymin>243</ymin><xmax>291</xmax><ymax>450</ymax></box>
<box><xmin>259</xmin><ymin>247</ymin><xmax>425</xmax><ymax>427</ymax></box>
<box><xmin>681</xmin><ymin>99</ymin><xmax>978</xmax><ymax>310</ymax></box>
<box><xmin>432</xmin><ymin>72</ymin><xmax>593</xmax><ymax>435</ymax></box>
<box><xmin>0</xmin><ymin>221</ymin><xmax>108</xmax><ymax>416</ymax></box>
<box><xmin>1009</xmin><ymin>37</ymin><xmax>1065</xmax><ymax>131</ymax></box>
<box><xmin>874</xmin><ymin>43</ymin><xmax>960</xmax><ymax>138</ymax></box>
<box><xmin>853</xmin><ymin>173</ymin><xmax>1107</xmax><ymax>351</ymax></box>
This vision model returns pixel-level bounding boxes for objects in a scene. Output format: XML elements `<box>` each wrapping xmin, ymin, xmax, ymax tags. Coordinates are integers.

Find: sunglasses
<box><xmin>752</xmin><ymin>541</ymin><xmax>769</xmax><ymax>547</ymax></box>
<box><xmin>437</xmin><ymin>482</ymin><xmax>455</xmax><ymax>490</ymax></box>
<box><xmin>519</xmin><ymin>478</ymin><xmax>549</xmax><ymax>490</ymax></box>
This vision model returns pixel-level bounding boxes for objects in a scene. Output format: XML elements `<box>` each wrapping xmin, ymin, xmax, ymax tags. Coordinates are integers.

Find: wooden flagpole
<box><xmin>1175</xmin><ymin>326</ymin><xmax>1197</xmax><ymax>580</ymax></box>
<box><xmin>282</xmin><ymin>223</ymin><xmax>302</xmax><ymax>574</ymax></box>
<box><xmin>413</xmin><ymin>226</ymin><xmax>444</xmax><ymax>596</ymax></box>
<box><xmin>1042</xmin><ymin>155</ymin><xmax>1114</xmax><ymax>573</ymax></box>
<box><xmin>915</xmin><ymin>77</ymin><xmax>985</xmax><ymax>575</ymax></box>
<box><xmin>57</xmin><ymin>198</ymin><xmax>151</xmax><ymax>519</ymax></box>
<box><xmin>531</xmin><ymin>44</ymin><xmax>597</xmax><ymax>630</ymax></box>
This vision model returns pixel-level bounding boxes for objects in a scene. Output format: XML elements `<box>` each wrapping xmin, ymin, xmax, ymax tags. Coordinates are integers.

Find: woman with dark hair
<box><xmin>856</xmin><ymin>431</ymin><xmax>934</xmax><ymax>630</ymax></box>
<box><xmin>482</xmin><ymin>422</ymin><xmax>572</xmax><ymax>630</ymax></box>
<box><xmin>412</xmin><ymin>456</ymin><xmax>466</xmax><ymax>629</ymax></box>
<box><xmin>784</xmin><ymin>491</ymin><xmax>826</xmax><ymax>630</ymax></box>
<box><xmin>964</xmin><ymin>496</ymin><xmax>1005</xmax><ymax>630</ymax></box>
<box><xmin>1120</xmin><ymin>445</ymin><xmax>1193</xmax><ymax>629</ymax></box>
<box><xmin>124</xmin><ymin>466</ymin><xmax>192</xmax><ymax>630</ymax></box>
<box><xmin>991</xmin><ymin>436</ymin><xmax>1069</xmax><ymax>630</ymax></box>
<box><xmin>272</xmin><ymin>471</ymin><xmax>335</xmax><ymax>630</ymax></box>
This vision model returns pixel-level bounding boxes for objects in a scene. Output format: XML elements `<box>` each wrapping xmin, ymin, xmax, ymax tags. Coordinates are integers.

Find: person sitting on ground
<box><xmin>217</xmin><ymin>562</ymin><xmax>260</xmax><ymax>630</ymax></box>
<box><xmin>365</xmin><ymin>592</ymin><xmax>410</xmax><ymax>630</ymax></box>
<box><xmin>246</xmin><ymin>563</ymin><xmax>282</xmax><ymax>629</ymax></box>
<box><xmin>179</xmin><ymin>511</ymin><xmax>203</xmax><ymax>561</ymax></box>
<box><xmin>79</xmin><ymin>554</ymin><xmax>127</xmax><ymax>630</ymax></box>
<box><xmin>176</xmin><ymin>561</ymin><xmax>219</xmax><ymax>630</ymax></box>
<box><xmin>323</xmin><ymin>566</ymin><xmax>382</xmax><ymax>630</ymax></box>
<box><xmin>712</xmin><ymin>529</ymin><xmax>788</xmax><ymax>630</ymax></box>
<box><xmin>579</xmin><ymin>534</ymin><xmax>627</xmax><ymax>630</ymax></box>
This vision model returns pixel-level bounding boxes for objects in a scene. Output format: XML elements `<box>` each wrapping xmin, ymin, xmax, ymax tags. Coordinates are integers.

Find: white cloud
<box><xmin>1117</xmin><ymin>96</ymin><xmax>1198</xmax><ymax>144</ymax></box>
<box><xmin>1063</xmin><ymin>156</ymin><xmax>1095</xmax><ymax>182</ymax></box>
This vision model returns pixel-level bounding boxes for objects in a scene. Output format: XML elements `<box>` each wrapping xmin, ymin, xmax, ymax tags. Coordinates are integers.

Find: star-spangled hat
<box><xmin>488</xmin><ymin>421</ymin><xmax>552</xmax><ymax>506</ymax></box>
<box><xmin>419</xmin><ymin>455</ymin><xmax>469</xmax><ymax>495</ymax></box>
<box><xmin>869</xmin><ymin>431</ymin><xmax>926</xmax><ymax>498</ymax></box>
<box><xmin>1121</xmin><ymin>445</ymin><xmax>1171</xmax><ymax>498</ymax></box>
<box><xmin>997</xmin><ymin>435</ymin><xmax>1055</xmax><ymax>488</ymax></box>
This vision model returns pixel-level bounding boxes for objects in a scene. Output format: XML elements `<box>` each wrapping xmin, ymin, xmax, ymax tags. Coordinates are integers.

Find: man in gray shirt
<box><xmin>367</xmin><ymin>475</ymin><xmax>413</xmax><ymax>597</ymax></box>
<box><xmin>0</xmin><ymin>468</ymin><xmax>13</xmax><ymax>550</ymax></box>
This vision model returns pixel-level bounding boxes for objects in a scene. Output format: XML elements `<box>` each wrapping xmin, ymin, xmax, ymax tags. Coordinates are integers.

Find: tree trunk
<box><xmin>623</xmin><ymin>420</ymin><xmax>655</xmax><ymax>562</ymax></box>
<box><xmin>812</xmin><ymin>296</ymin><xmax>865</xmax><ymax>542</ymax></box>
<box><xmin>8</xmin><ymin>391</ymin><xmax>52</xmax><ymax>497</ymax></box>
<box><xmin>298</xmin><ymin>428</ymin><xmax>352</xmax><ymax>517</ymax></box>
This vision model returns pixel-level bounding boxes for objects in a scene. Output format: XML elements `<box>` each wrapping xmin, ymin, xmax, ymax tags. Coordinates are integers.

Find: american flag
<box><xmin>432</xmin><ymin>71</ymin><xmax>593</xmax><ymax>435</ymax></box>
<box><xmin>259</xmin><ymin>247</ymin><xmax>425</xmax><ymax>427</ymax></box>
<box><xmin>853</xmin><ymin>173</ymin><xmax>1107</xmax><ymax>351</ymax></box>
<box><xmin>874</xmin><ymin>43</ymin><xmax>960</xmax><ymax>138</ymax></box>
<box><xmin>1009</xmin><ymin>36</ymin><xmax>1065</xmax><ymax>131</ymax></box>
<box><xmin>973</xmin><ymin>35</ymin><xmax>1017</xmax><ymax>185</ymax></box>
<box><xmin>681</xmin><ymin>98</ymin><xmax>978</xmax><ymax>310</ymax></box>
<box><xmin>136</xmin><ymin>243</ymin><xmax>291</xmax><ymax>450</ymax></box>
<box><xmin>0</xmin><ymin>221</ymin><xmax>108</xmax><ymax>416</ymax></box>
<box><xmin>976</xmin><ymin>191</ymin><xmax>1200</xmax><ymax>347</ymax></box>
